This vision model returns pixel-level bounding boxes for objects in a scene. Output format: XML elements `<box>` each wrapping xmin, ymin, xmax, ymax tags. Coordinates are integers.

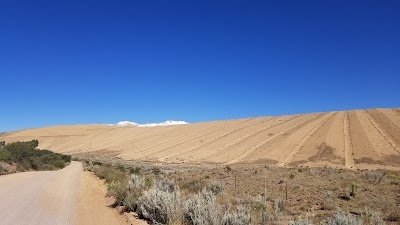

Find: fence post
<box><xmin>264</xmin><ymin>165</ymin><xmax>267</xmax><ymax>204</ymax></box>
<box><xmin>234</xmin><ymin>171</ymin><xmax>237</xmax><ymax>201</ymax></box>
<box><xmin>285</xmin><ymin>177</ymin><xmax>288</xmax><ymax>201</ymax></box>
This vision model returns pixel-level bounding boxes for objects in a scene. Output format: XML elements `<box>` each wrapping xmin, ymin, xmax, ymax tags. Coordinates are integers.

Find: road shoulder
<box><xmin>77</xmin><ymin>169</ymin><xmax>129</xmax><ymax>225</ymax></box>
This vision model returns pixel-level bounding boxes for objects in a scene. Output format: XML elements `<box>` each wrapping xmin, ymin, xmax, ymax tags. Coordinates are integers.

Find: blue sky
<box><xmin>1</xmin><ymin>0</ymin><xmax>399</xmax><ymax>131</ymax></box>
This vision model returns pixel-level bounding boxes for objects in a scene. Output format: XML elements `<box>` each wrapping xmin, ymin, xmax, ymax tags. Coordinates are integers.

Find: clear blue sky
<box><xmin>1</xmin><ymin>1</ymin><xmax>399</xmax><ymax>131</ymax></box>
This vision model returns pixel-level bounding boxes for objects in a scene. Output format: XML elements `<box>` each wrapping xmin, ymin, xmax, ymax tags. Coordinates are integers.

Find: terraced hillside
<box><xmin>1</xmin><ymin>108</ymin><xmax>400</xmax><ymax>169</ymax></box>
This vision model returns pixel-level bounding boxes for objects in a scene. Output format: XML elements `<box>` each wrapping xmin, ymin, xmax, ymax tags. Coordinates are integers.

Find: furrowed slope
<box><xmin>1</xmin><ymin>108</ymin><xmax>400</xmax><ymax>169</ymax></box>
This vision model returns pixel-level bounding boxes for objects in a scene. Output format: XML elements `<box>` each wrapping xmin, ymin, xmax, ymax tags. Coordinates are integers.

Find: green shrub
<box><xmin>0</xmin><ymin>149</ymin><xmax>11</xmax><ymax>162</ymax></box>
<box><xmin>0</xmin><ymin>140</ymin><xmax>71</xmax><ymax>173</ymax></box>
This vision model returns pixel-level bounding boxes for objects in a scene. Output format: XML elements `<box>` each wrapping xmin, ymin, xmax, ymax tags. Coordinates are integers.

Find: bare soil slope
<box><xmin>2</xmin><ymin>108</ymin><xmax>400</xmax><ymax>169</ymax></box>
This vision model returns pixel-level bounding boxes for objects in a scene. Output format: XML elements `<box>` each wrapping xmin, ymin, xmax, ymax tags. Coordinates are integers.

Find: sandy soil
<box><xmin>0</xmin><ymin>162</ymin><xmax>130</xmax><ymax>225</ymax></box>
<box><xmin>1</xmin><ymin>108</ymin><xmax>400</xmax><ymax>169</ymax></box>
<box><xmin>77</xmin><ymin>170</ymin><xmax>129</xmax><ymax>225</ymax></box>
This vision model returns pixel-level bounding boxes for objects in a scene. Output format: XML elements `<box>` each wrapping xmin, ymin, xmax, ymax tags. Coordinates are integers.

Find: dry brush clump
<box><xmin>84</xmin><ymin>161</ymin><xmax>393</xmax><ymax>225</ymax></box>
<box><xmin>89</xmin><ymin>162</ymin><xmax>254</xmax><ymax>225</ymax></box>
<box><xmin>184</xmin><ymin>188</ymin><xmax>252</xmax><ymax>225</ymax></box>
<box><xmin>360</xmin><ymin>170</ymin><xmax>386</xmax><ymax>184</ymax></box>
<box><xmin>288</xmin><ymin>216</ymin><xmax>311</xmax><ymax>225</ymax></box>
<box><xmin>321</xmin><ymin>209</ymin><xmax>362</xmax><ymax>225</ymax></box>
<box><xmin>123</xmin><ymin>174</ymin><xmax>153</xmax><ymax>212</ymax></box>
<box><xmin>321</xmin><ymin>208</ymin><xmax>384</xmax><ymax>225</ymax></box>
<box><xmin>222</xmin><ymin>205</ymin><xmax>251</xmax><ymax>225</ymax></box>
<box><xmin>0</xmin><ymin>161</ymin><xmax>16</xmax><ymax>175</ymax></box>
<box><xmin>360</xmin><ymin>208</ymin><xmax>385</xmax><ymax>225</ymax></box>
<box><xmin>184</xmin><ymin>188</ymin><xmax>222</xmax><ymax>225</ymax></box>
<box><xmin>107</xmin><ymin>181</ymin><xmax>128</xmax><ymax>206</ymax></box>
<box><xmin>206</xmin><ymin>180</ymin><xmax>224</xmax><ymax>195</ymax></box>
<box><xmin>137</xmin><ymin>178</ymin><xmax>183</xmax><ymax>224</ymax></box>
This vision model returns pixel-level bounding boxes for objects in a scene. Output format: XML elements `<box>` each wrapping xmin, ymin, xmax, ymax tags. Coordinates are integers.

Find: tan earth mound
<box><xmin>1</xmin><ymin>108</ymin><xmax>400</xmax><ymax>169</ymax></box>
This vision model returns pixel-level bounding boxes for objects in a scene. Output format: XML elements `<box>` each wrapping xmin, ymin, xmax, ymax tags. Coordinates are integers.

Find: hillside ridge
<box><xmin>1</xmin><ymin>108</ymin><xmax>400</xmax><ymax>170</ymax></box>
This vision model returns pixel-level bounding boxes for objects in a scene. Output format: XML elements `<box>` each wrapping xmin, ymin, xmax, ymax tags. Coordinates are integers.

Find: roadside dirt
<box><xmin>77</xmin><ymin>170</ymin><xmax>129</xmax><ymax>225</ymax></box>
<box><xmin>78</xmin><ymin>169</ymin><xmax>149</xmax><ymax>225</ymax></box>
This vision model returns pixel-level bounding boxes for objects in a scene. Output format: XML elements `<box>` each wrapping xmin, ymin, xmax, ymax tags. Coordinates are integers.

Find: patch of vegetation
<box><xmin>178</xmin><ymin>178</ymin><xmax>206</xmax><ymax>193</ymax></box>
<box><xmin>152</xmin><ymin>167</ymin><xmax>161</xmax><ymax>175</ymax></box>
<box><xmin>0</xmin><ymin>140</ymin><xmax>71</xmax><ymax>174</ymax></box>
<box><xmin>0</xmin><ymin>161</ymin><xmax>16</xmax><ymax>175</ymax></box>
<box><xmin>82</xmin><ymin>160</ymin><xmax>396</xmax><ymax>225</ymax></box>
<box><xmin>129</xmin><ymin>166</ymin><xmax>141</xmax><ymax>174</ymax></box>
<box><xmin>360</xmin><ymin>170</ymin><xmax>386</xmax><ymax>184</ymax></box>
<box><xmin>321</xmin><ymin>208</ymin><xmax>384</xmax><ymax>225</ymax></box>
<box><xmin>92</xmin><ymin>163</ymin><xmax>127</xmax><ymax>184</ymax></box>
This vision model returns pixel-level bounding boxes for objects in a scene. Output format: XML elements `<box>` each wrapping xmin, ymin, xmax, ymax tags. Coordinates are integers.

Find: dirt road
<box><xmin>0</xmin><ymin>162</ymin><xmax>128</xmax><ymax>225</ymax></box>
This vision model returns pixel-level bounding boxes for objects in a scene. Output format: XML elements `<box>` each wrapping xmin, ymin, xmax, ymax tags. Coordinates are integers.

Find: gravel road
<box><xmin>0</xmin><ymin>161</ymin><xmax>127</xmax><ymax>225</ymax></box>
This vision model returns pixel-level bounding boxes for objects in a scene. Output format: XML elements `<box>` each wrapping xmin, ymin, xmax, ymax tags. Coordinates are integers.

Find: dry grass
<box><xmin>83</xmin><ymin>159</ymin><xmax>400</xmax><ymax>224</ymax></box>
<box><xmin>158</xmin><ymin>164</ymin><xmax>400</xmax><ymax>224</ymax></box>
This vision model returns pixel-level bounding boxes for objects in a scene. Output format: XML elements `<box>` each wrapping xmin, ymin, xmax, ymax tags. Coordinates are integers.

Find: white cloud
<box><xmin>113</xmin><ymin>120</ymin><xmax>188</xmax><ymax>127</ymax></box>
<box><xmin>115</xmin><ymin>121</ymin><xmax>139</xmax><ymax>126</ymax></box>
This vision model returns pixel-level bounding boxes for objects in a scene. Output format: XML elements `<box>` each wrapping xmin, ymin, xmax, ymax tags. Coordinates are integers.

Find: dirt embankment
<box><xmin>1</xmin><ymin>108</ymin><xmax>400</xmax><ymax>169</ymax></box>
